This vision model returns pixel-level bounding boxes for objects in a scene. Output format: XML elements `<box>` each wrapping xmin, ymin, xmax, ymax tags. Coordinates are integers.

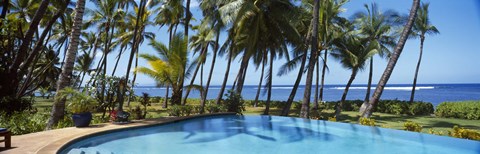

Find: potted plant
<box><xmin>57</xmin><ymin>87</ymin><xmax>98</xmax><ymax>127</ymax></box>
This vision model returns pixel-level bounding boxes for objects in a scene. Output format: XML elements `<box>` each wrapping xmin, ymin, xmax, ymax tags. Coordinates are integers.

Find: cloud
<box><xmin>190</xmin><ymin>0</ymin><xmax>199</xmax><ymax>8</ymax></box>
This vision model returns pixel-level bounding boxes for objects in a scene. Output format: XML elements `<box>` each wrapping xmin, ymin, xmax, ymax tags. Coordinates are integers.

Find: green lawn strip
<box><xmin>32</xmin><ymin>97</ymin><xmax>480</xmax><ymax>133</ymax></box>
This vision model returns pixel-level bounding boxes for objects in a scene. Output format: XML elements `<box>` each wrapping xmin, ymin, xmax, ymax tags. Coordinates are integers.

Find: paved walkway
<box><xmin>0</xmin><ymin>113</ymin><xmax>232</xmax><ymax>154</ymax></box>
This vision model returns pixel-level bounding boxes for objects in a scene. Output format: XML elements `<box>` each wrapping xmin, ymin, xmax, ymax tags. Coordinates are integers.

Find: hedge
<box><xmin>435</xmin><ymin>101</ymin><xmax>480</xmax><ymax>120</ymax></box>
<box><xmin>321</xmin><ymin>99</ymin><xmax>434</xmax><ymax>116</ymax></box>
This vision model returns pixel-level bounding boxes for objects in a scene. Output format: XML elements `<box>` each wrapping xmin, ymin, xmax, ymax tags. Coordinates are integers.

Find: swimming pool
<box><xmin>60</xmin><ymin>115</ymin><xmax>480</xmax><ymax>154</ymax></box>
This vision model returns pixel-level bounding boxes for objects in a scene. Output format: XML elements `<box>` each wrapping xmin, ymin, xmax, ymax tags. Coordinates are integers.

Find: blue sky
<box><xmin>90</xmin><ymin>0</ymin><xmax>480</xmax><ymax>86</ymax></box>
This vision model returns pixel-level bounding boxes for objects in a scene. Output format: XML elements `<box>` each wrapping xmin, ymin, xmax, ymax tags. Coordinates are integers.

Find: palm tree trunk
<box><xmin>235</xmin><ymin>53</ymin><xmax>250</xmax><ymax>94</ymax></box>
<box><xmin>319</xmin><ymin>49</ymin><xmax>328</xmax><ymax>103</ymax></box>
<box><xmin>263</xmin><ymin>50</ymin><xmax>274</xmax><ymax>115</ymax></box>
<box><xmin>313</xmin><ymin>57</ymin><xmax>320</xmax><ymax>110</ymax></box>
<box><xmin>0</xmin><ymin>0</ymin><xmax>9</xmax><ymax>20</ymax></box>
<box><xmin>410</xmin><ymin>36</ymin><xmax>425</xmax><ymax>103</ymax></box>
<box><xmin>78</xmin><ymin>71</ymin><xmax>86</xmax><ymax>89</ymax></box>
<box><xmin>215</xmin><ymin>52</ymin><xmax>233</xmax><ymax>105</ymax></box>
<box><xmin>47</xmin><ymin>0</ymin><xmax>86</xmax><ymax>129</ymax></box>
<box><xmin>359</xmin><ymin>0</ymin><xmax>420</xmax><ymax>118</ymax></box>
<box><xmin>336</xmin><ymin>69</ymin><xmax>358</xmax><ymax>118</ymax></box>
<box><xmin>132</xmin><ymin>48</ymin><xmax>139</xmax><ymax>86</ymax></box>
<box><xmin>126</xmin><ymin>46</ymin><xmax>140</xmax><ymax>107</ymax></box>
<box><xmin>280</xmin><ymin>52</ymin><xmax>307</xmax><ymax>116</ymax></box>
<box><xmin>100</xmin><ymin>22</ymin><xmax>111</xmax><ymax>108</ymax></box>
<box><xmin>185</xmin><ymin>0</ymin><xmax>191</xmax><ymax>37</ymax></box>
<box><xmin>231</xmin><ymin>68</ymin><xmax>240</xmax><ymax>91</ymax></box>
<box><xmin>171</xmin><ymin>87</ymin><xmax>182</xmax><ymax>105</ymax></box>
<box><xmin>300</xmin><ymin>0</ymin><xmax>320</xmax><ymax>118</ymax></box>
<box><xmin>201</xmin><ymin>33</ymin><xmax>219</xmax><ymax>113</ymax></box>
<box><xmin>125</xmin><ymin>0</ymin><xmax>146</xmax><ymax>108</ymax></box>
<box><xmin>364</xmin><ymin>58</ymin><xmax>373</xmax><ymax>104</ymax></box>
<box><xmin>111</xmin><ymin>45</ymin><xmax>125</xmax><ymax>76</ymax></box>
<box><xmin>163</xmin><ymin>85</ymin><xmax>169</xmax><ymax>108</ymax></box>
<box><xmin>253</xmin><ymin>58</ymin><xmax>265</xmax><ymax>108</ymax></box>
<box><xmin>182</xmin><ymin>48</ymin><xmax>205</xmax><ymax>105</ymax></box>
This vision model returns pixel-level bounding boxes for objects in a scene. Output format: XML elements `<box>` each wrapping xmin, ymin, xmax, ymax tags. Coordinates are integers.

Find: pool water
<box><xmin>60</xmin><ymin>115</ymin><xmax>480</xmax><ymax>154</ymax></box>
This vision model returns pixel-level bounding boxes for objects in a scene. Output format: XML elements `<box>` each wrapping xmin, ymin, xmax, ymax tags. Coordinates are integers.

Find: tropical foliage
<box><xmin>0</xmin><ymin>0</ymin><xmax>442</xmax><ymax>128</ymax></box>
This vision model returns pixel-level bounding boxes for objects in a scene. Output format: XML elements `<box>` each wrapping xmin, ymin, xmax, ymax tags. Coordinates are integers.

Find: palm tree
<box><xmin>353</xmin><ymin>3</ymin><xmax>398</xmax><ymax>105</ymax></box>
<box><xmin>300</xmin><ymin>0</ymin><xmax>320</xmax><ymax>118</ymax></box>
<box><xmin>115</xmin><ymin>5</ymin><xmax>154</xmax><ymax>77</ymax></box>
<box><xmin>154</xmin><ymin>0</ymin><xmax>185</xmax><ymax>42</ymax></box>
<box><xmin>253</xmin><ymin>51</ymin><xmax>267</xmax><ymax>108</ymax></box>
<box><xmin>409</xmin><ymin>3</ymin><xmax>439</xmax><ymax>103</ymax></box>
<box><xmin>183</xmin><ymin>26</ymin><xmax>215</xmax><ymax>106</ymax></box>
<box><xmin>317</xmin><ymin>0</ymin><xmax>349</xmax><ymax>108</ymax></box>
<box><xmin>51</xmin><ymin>10</ymin><xmax>73</xmax><ymax>68</ymax></box>
<box><xmin>137</xmin><ymin>33</ymin><xmax>194</xmax><ymax>105</ymax></box>
<box><xmin>359</xmin><ymin>0</ymin><xmax>420</xmax><ymax>118</ymax></box>
<box><xmin>9</xmin><ymin>0</ymin><xmax>39</xmax><ymax>23</ymax></box>
<box><xmin>47</xmin><ymin>0</ymin><xmax>87</xmax><ymax>129</ymax></box>
<box><xmin>279</xmin><ymin>6</ymin><xmax>312</xmax><ymax>116</ymax></box>
<box><xmin>220</xmin><ymin>0</ymin><xmax>300</xmax><ymax>115</ymax></box>
<box><xmin>331</xmin><ymin>34</ymin><xmax>377</xmax><ymax>118</ymax></box>
<box><xmin>74</xmin><ymin>51</ymin><xmax>94</xmax><ymax>89</ymax></box>
<box><xmin>88</xmin><ymin>0</ymin><xmax>123</xmax><ymax>107</ymax></box>
<box><xmin>197</xmin><ymin>0</ymin><xmax>228</xmax><ymax>112</ymax></box>
<box><xmin>124</xmin><ymin>0</ymin><xmax>150</xmax><ymax>108</ymax></box>
<box><xmin>215</xmin><ymin>29</ymin><xmax>236</xmax><ymax>105</ymax></box>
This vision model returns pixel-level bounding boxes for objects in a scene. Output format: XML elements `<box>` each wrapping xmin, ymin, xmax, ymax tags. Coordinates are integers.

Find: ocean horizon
<box><xmin>133</xmin><ymin>83</ymin><xmax>480</xmax><ymax>106</ymax></box>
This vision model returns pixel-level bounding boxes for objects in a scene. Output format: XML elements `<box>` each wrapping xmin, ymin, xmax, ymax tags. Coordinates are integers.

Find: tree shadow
<box><xmin>425</xmin><ymin>121</ymin><xmax>479</xmax><ymax>130</ymax></box>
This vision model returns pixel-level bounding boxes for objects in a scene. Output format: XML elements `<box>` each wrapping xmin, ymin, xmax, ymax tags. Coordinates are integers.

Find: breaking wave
<box><xmin>330</xmin><ymin>86</ymin><xmax>435</xmax><ymax>91</ymax></box>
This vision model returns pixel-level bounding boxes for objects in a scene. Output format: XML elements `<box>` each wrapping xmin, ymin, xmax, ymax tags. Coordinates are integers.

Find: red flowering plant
<box><xmin>110</xmin><ymin>110</ymin><xmax>118</xmax><ymax>122</ymax></box>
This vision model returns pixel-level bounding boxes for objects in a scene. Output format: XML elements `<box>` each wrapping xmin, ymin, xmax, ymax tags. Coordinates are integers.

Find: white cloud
<box><xmin>190</xmin><ymin>0</ymin><xmax>199</xmax><ymax>8</ymax></box>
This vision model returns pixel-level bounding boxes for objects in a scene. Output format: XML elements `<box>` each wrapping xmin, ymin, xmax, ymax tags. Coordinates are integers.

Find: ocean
<box><xmin>133</xmin><ymin>84</ymin><xmax>480</xmax><ymax>106</ymax></box>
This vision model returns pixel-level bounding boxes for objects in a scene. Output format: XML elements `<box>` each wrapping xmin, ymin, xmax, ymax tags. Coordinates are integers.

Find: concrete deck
<box><xmin>0</xmin><ymin>113</ymin><xmax>234</xmax><ymax>154</ymax></box>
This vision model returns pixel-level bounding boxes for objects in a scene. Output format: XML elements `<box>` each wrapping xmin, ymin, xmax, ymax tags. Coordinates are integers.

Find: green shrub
<box><xmin>193</xmin><ymin>105</ymin><xmax>203</xmax><ymax>114</ymax></box>
<box><xmin>0</xmin><ymin>111</ymin><xmax>74</xmax><ymax>135</ymax></box>
<box><xmin>448</xmin><ymin>126</ymin><xmax>480</xmax><ymax>140</ymax></box>
<box><xmin>167</xmin><ymin>105</ymin><xmax>195</xmax><ymax>117</ymax></box>
<box><xmin>323</xmin><ymin>99</ymin><xmax>433</xmax><ymax>116</ymax></box>
<box><xmin>57</xmin><ymin>87</ymin><xmax>98</xmax><ymax>114</ymax></box>
<box><xmin>223</xmin><ymin>90</ymin><xmax>245</xmax><ymax>114</ymax></box>
<box><xmin>293</xmin><ymin>101</ymin><xmax>303</xmax><ymax>111</ymax></box>
<box><xmin>206</xmin><ymin>103</ymin><xmax>224</xmax><ymax>113</ymax></box>
<box><xmin>428</xmin><ymin>129</ymin><xmax>444</xmax><ymax>135</ymax></box>
<box><xmin>131</xmin><ymin>106</ymin><xmax>143</xmax><ymax>120</ymax></box>
<box><xmin>359</xmin><ymin>117</ymin><xmax>376</xmax><ymax>126</ymax></box>
<box><xmin>409</xmin><ymin>102</ymin><xmax>434</xmax><ymax>115</ymax></box>
<box><xmin>183</xmin><ymin>105</ymin><xmax>193</xmax><ymax>116</ymax></box>
<box><xmin>328</xmin><ymin>117</ymin><xmax>337</xmax><ymax>122</ymax></box>
<box><xmin>403</xmin><ymin>121</ymin><xmax>422</xmax><ymax>132</ymax></box>
<box><xmin>435</xmin><ymin>101</ymin><xmax>480</xmax><ymax>120</ymax></box>
<box><xmin>388</xmin><ymin>102</ymin><xmax>409</xmax><ymax>115</ymax></box>
<box><xmin>168</xmin><ymin>105</ymin><xmax>183</xmax><ymax>117</ymax></box>
<box><xmin>323</xmin><ymin>100</ymin><xmax>363</xmax><ymax>111</ymax></box>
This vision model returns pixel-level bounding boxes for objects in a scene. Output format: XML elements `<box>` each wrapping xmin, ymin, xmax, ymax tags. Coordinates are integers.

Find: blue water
<box><xmin>61</xmin><ymin>115</ymin><xmax>480</xmax><ymax>154</ymax></box>
<box><xmin>134</xmin><ymin>84</ymin><xmax>480</xmax><ymax>106</ymax></box>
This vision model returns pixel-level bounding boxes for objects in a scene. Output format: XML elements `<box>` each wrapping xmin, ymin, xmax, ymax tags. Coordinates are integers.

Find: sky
<box><xmin>88</xmin><ymin>0</ymin><xmax>480</xmax><ymax>86</ymax></box>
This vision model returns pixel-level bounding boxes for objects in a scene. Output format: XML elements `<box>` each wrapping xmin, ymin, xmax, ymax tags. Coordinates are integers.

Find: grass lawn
<box><xmin>33</xmin><ymin>97</ymin><xmax>480</xmax><ymax>134</ymax></box>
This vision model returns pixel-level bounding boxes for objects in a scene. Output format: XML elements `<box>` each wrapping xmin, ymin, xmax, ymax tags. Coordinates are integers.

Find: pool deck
<box><xmin>0</xmin><ymin>113</ymin><xmax>234</xmax><ymax>154</ymax></box>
